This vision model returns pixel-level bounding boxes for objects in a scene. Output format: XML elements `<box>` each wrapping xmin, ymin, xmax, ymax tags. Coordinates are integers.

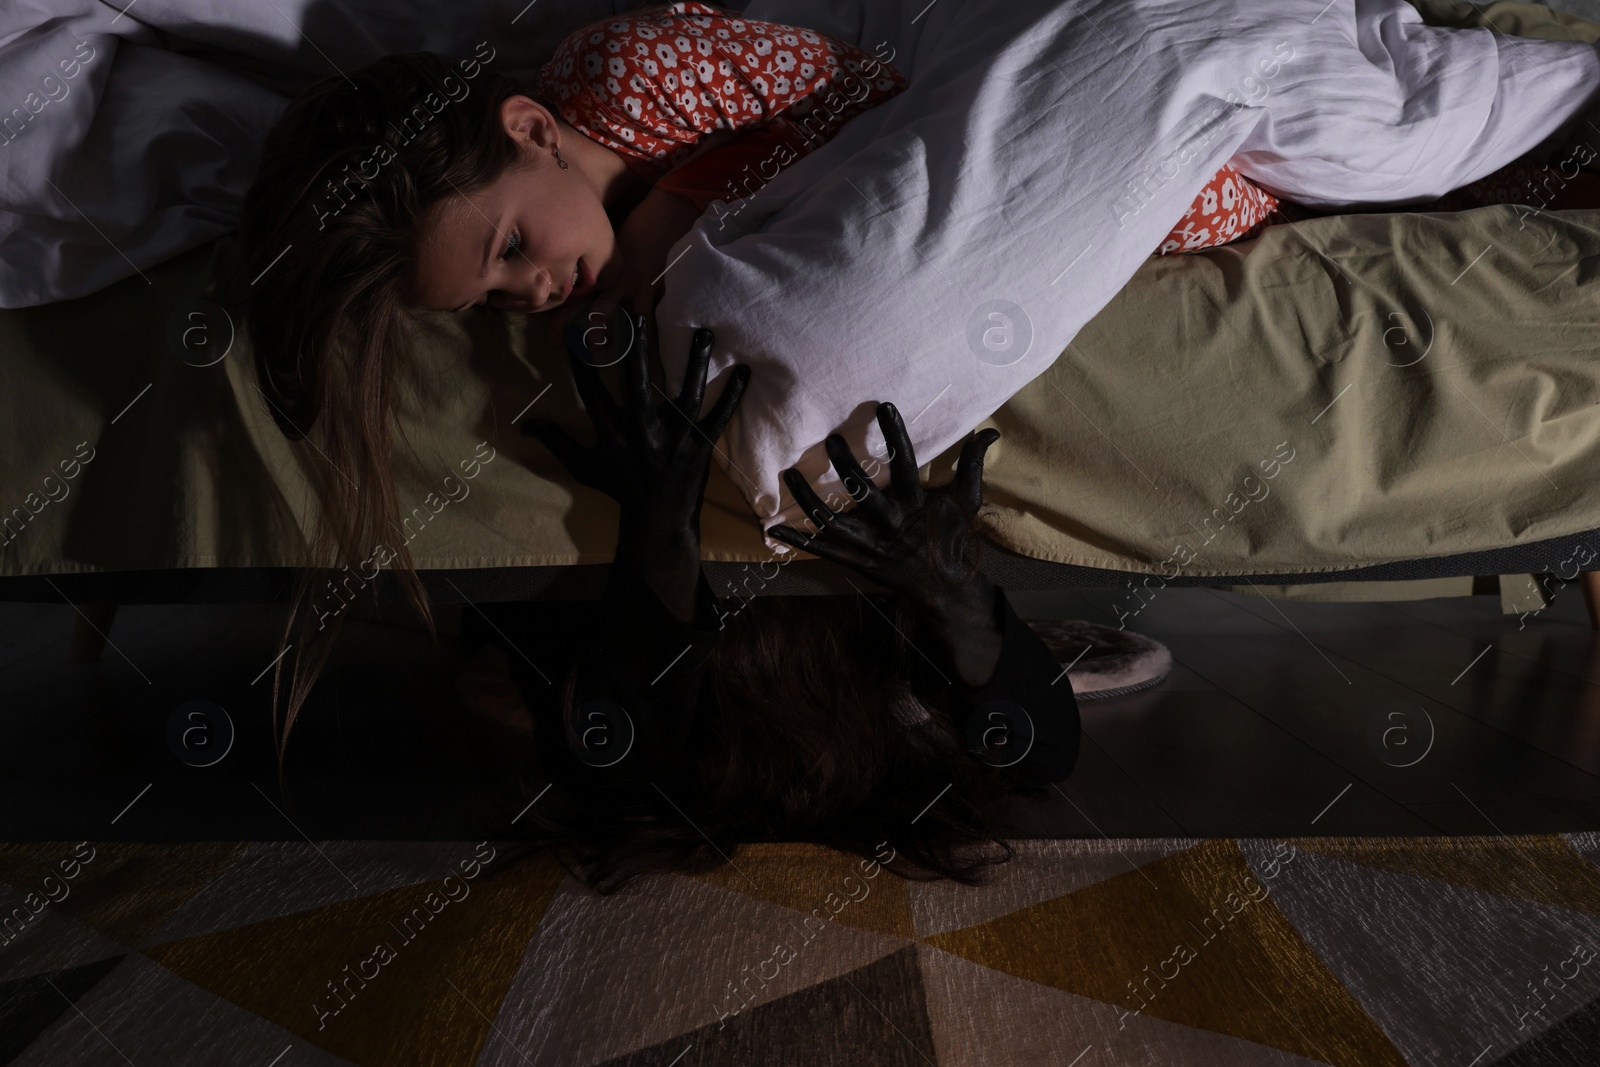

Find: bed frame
<box><xmin>12</xmin><ymin>526</ymin><xmax>1599</xmax><ymax>665</ymax></box>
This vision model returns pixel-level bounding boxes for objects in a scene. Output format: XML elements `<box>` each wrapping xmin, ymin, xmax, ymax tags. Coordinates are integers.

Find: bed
<box><xmin>3</xmin><ymin>0</ymin><xmax>1600</xmax><ymax>625</ymax></box>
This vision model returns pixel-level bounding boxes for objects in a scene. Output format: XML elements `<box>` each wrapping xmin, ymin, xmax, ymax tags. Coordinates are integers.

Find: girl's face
<box><xmin>410</xmin><ymin>96</ymin><xmax>621</xmax><ymax>315</ymax></box>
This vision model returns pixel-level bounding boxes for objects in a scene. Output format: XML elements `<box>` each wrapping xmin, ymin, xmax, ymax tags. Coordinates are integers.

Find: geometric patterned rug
<box><xmin>5</xmin><ymin>835</ymin><xmax>1600</xmax><ymax>1065</ymax></box>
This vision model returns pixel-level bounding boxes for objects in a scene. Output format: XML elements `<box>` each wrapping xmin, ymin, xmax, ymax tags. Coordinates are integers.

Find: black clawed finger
<box><xmin>875</xmin><ymin>402</ymin><xmax>923</xmax><ymax>505</ymax></box>
<box><xmin>678</xmin><ymin>327</ymin><xmax>714</xmax><ymax>418</ymax></box>
<box><xmin>824</xmin><ymin>433</ymin><xmax>884</xmax><ymax>511</ymax></box>
<box><xmin>623</xmin><ymin>312</ymin><xmax>653</xmax><ymax>418</ymax></box>
<box><xmin>564</xmin><ymin>319</ymin><xmax>622</xmax><ymax>427</ymax></box>
<box><xmin>768</xmin><ymin>523</ymin><xmax>876</xmax><ymax>571</ymax></box>
<box><xmin>782</xmin><ymin>466</ymin><xmax>836</xmax><ymax>530</ymax></box>
<box><xmin>700</xmin><ymin>364</ymin><xmax>750</xmax><ymax>442</ymax></box>
<box><xmin>767</xmin><ymin>524</ymin><xmax>843</xmax><ymax>565</ymax></box>
<box><xmin>627</xmin><ymin>302</ymin><xmax>663</xmax><ymax>368</ymax></box>
<box><xmin>952</xmin><ymin>428</ymin><xmax>1000</xmax><ymax>514</ymax></box>
<box><xmin>766</xmin><ymin>524</ymin><xmax>814</xmax><ymax>551</ymax></box>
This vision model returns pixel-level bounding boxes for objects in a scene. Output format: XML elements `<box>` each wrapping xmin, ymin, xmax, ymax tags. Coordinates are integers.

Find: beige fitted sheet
<box><xmin>3</xmin><ymin>0</ymin><xmax>1598</xmax><ymax>591</ymax></box>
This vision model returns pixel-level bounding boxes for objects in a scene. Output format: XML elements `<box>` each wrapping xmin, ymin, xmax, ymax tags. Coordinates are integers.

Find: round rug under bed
<box><xmin>1023</xmin><ymin>618</ymin><xmax>1172</xmax><ymax>701</ymax></box>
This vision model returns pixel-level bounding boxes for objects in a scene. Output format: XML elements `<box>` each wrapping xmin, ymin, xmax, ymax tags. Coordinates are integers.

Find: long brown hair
<box><xmin>220</xmin><ymin>52</ymin><xmax>553</xmax><ymax>780</ymax></box>
<box><xmin>482</xmin><ymin>498</ymin><xmax>1037</xmax><ymax>894</ymax></box>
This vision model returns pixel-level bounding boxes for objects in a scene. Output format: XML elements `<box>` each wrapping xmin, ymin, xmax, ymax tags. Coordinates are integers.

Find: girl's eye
<box><xmin>501</xmin><ymin>230</ymin><xmax>522</xmax><ymax>259</ymax></box>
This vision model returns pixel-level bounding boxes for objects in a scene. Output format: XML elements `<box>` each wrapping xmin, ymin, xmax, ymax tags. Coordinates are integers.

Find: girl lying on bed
<box><xmin>226</xmin><ymin>0</ymin><xmax>1600</xmax><ymax>749</ymax></box>
<box><xmin>460</xmin><ymin>311</ymin><xmax>1079</xmax><ymax>891</ymax></box>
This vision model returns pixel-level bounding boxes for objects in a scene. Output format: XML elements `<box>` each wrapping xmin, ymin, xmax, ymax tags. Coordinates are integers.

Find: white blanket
<box><xmin>654</xmin><ymin>0</ymin><xmax>1600</xmax><ymax>544</ymax></box>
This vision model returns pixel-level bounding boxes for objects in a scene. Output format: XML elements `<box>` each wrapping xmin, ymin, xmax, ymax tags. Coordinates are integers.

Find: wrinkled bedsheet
<box><xmin>3</xmin><ymin>0</ymin><xmax>1600</xmax><ymax>585</ymax></box>
<box><xmin>656</xmin><ymin>0</ymin><xmax>1600</xmax><ymax>541</ymax></box>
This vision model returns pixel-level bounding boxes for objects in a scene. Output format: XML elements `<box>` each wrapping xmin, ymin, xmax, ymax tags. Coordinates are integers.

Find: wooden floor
<box><xmin>3</xmin><ymin>582</ymin><xmax>1599</xmax><ymax>842</ymax></box>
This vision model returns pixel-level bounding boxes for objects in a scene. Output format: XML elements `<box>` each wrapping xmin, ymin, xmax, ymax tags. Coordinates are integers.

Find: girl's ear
<box><xmin>500</xmin><ymin>94</ymin><xmax>558</xmax><ymax>152</ymax></box>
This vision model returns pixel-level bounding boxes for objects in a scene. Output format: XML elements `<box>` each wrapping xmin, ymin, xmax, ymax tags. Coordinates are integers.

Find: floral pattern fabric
<box><xmin>1156</xmin><ymin>162</ymin><xmax>1283</xmax><ymax>255</ymax></box>
<box><xmin>540</xmin><ymin>4</ymin><xmax>1306</xmax><ymax>258</ymax></box>
<box><xmin>1156</xmin><ymin>154</ymin><xmax>1600</xmax><ymax>255</ymax></box>
<box><xmin>538</xmin><ymin>3</ymin><xmax>1600</xmax><ymax>260</ymax></box>
<box><xmin>538</xmin><ymin>1</ymin><xmax>905</xmax><ymax>175</ymax></box>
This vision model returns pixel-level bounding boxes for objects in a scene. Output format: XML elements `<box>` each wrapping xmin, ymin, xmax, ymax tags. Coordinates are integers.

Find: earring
<box><xmin>554</xmin><ymin>147</ymin><xmax>569</xmax><ymax>171</ymax></box>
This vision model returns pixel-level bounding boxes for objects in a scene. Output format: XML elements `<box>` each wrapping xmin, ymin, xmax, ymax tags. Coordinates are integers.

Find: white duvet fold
<box><xmin>654</xmin><ymin>0</ymin><xmax>1600</xmax><ymax>545</ymax></box>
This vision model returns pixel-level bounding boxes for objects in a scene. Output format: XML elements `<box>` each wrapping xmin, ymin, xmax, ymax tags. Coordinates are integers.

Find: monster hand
<box><xmin>523</xmin><ymin>308</ymin><xmax>750</xmax><ymax>621</ymax></box>
<box><xmin>767</xmin><ymin>403</ymin><xmax>1005</xmax><ymax>688</ymax></box>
